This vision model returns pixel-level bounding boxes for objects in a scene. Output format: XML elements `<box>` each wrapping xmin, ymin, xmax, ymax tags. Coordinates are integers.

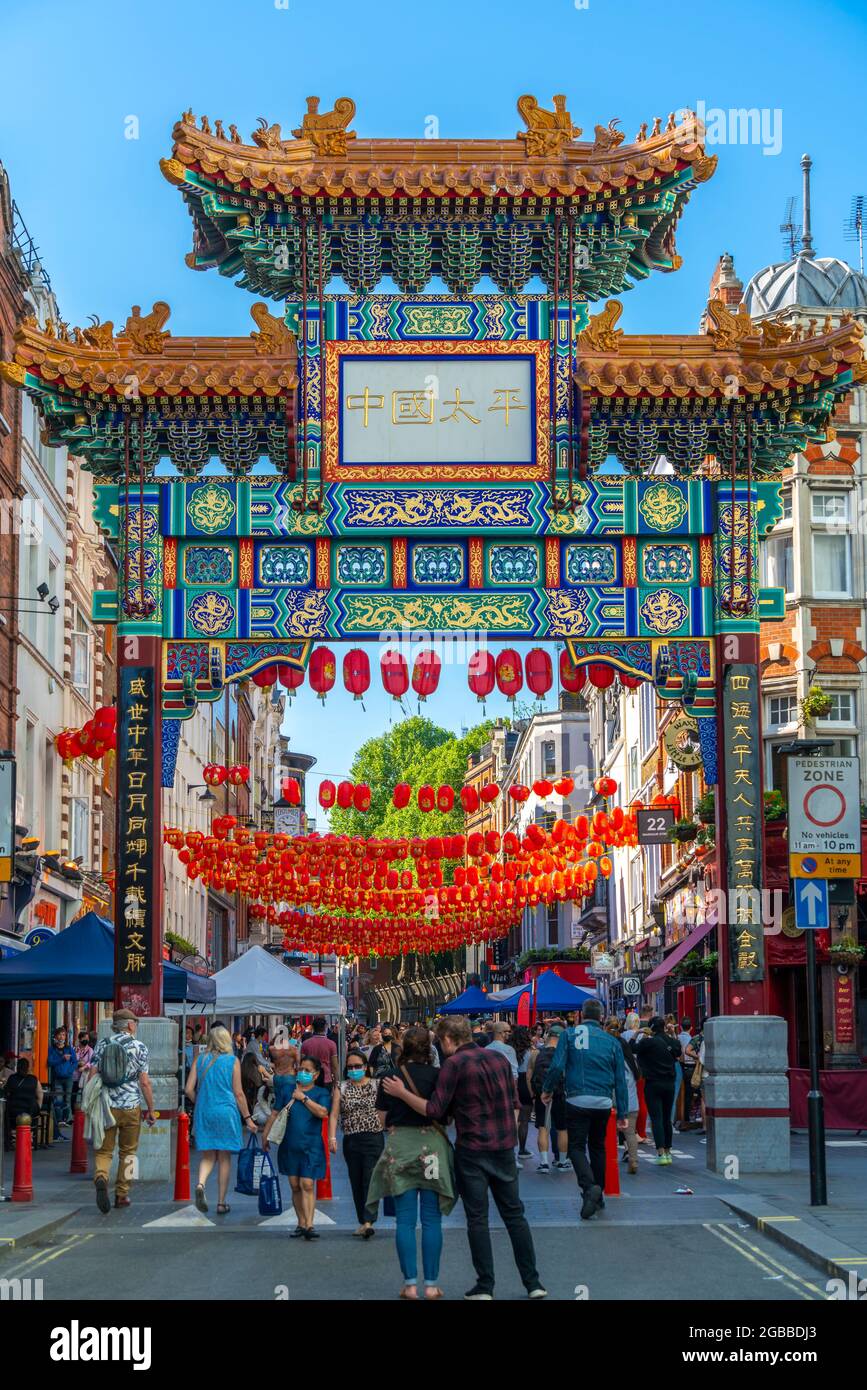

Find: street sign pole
<box><xmin>804</xmin><ymin>927</ymin><xmax>827</xmax><ymax>1206</ymax></box>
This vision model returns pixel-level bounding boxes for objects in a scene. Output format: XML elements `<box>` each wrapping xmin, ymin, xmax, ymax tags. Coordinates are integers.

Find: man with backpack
<box><xmin>89</xmin><ymin>1009</ymin><xmax>155</xmax><ymax>1213</ymax></box>
<box><xmin>526</xmin><ymin>1025</ymin><xmax>570</xmax><ymax>1172</ymax></box>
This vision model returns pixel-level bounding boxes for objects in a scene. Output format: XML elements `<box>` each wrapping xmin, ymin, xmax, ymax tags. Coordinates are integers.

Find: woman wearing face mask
<box><xmin>262</xmin><ymin>1052</ymin><xmax>330</xmax><ymax>1239</ymax></box>
<box><xmin>369</xmin><ymin>1024</ymin><xmax>400</xmax><ymax>1079</ymax></box>
<box><xmin>329</xmin><ymin>1050</ymin><xmax>383</xmax><ymax>1238</ymax></box>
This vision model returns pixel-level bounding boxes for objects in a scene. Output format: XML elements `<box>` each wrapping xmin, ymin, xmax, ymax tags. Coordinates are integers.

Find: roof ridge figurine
<box><xmin>516</xmin><ymin>94</ymin><xmax>582</xmax><ymax>156</ymax></box>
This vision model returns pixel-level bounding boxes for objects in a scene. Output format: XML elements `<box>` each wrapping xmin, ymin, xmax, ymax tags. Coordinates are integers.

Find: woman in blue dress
<box><xmin>185</xmin><ymin>1025</ymin><xmax>257</xmax><ymax>1214</ymax></box>
<box><xmin>263</xmin><ymin>1051</ymin><xmax>330</xmax><ymax>1240</ymax></box>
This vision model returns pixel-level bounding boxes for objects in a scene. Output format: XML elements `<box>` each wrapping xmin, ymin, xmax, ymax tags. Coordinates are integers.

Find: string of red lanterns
<box><xmin>55</xmin><ymin>705</ymin><xmax>117</xmax><ymax>765</ymax></box>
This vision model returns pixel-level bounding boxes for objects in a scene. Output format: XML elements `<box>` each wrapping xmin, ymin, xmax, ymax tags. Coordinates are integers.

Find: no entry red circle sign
<box><xmin>803</xmin><ymin>784</ymin><xmax>846</xmax><ymax>828</ymax></box>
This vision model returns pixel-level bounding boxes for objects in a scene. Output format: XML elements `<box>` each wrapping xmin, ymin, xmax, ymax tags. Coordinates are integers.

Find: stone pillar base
<box><xmin>705</xmin><ymin>1015</ymin><xmax>790</xmax><ymax>1174</ymax></box>
<box><xmin>98</xmin><ymin>1016</ymin><xmax>178</xmax><ymax>1184</ymax></box>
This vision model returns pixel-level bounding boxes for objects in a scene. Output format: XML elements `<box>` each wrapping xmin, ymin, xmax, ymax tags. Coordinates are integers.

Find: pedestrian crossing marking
<box><xmin>144</xmin><ymin>1205</ymin><xmax>215</xmax><ymax>1228</ymax></box>
<box><xmin>258</xmin><ymin>1206</ymin><xmax>336</xmax><ymax>1228</ymax></box>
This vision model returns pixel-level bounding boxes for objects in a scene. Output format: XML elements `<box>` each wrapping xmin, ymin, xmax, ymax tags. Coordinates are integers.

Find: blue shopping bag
<box><xmin>235</xmin><ymin>1132</ymin><xmax>265</xmax><ymax>1196</ymax></box>
<box><xmin>258</xmin><ymin>1151</ymin><xmax>283</xmax><ymax>1217</ymax></box>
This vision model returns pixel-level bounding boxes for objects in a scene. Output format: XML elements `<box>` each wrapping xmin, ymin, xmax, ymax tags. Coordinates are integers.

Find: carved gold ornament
<box><xmin>516</xmin><ymin>94</ymin><xmax>581</xmax><ymax>156</ymax></box>
<box><xmin>122</xmin><ymin>303</ymin><xmax>171</xmax><ymax>355</ymax></box>
<box><xmin>579</xmin><ymin>300</ymin><xmax>624</xmax><ymax>353</ymax></box>
<box><xmin>291</xmin><ymin>96</ymin><xmax>357</xmax><ymax>155</ymax></box>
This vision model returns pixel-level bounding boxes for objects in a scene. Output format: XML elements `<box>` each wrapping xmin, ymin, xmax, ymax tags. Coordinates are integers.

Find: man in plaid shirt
<box><xmin>383</xmin><ymin>1015</ymin><xmax>547</xmax><ymax>1300</ymax></box>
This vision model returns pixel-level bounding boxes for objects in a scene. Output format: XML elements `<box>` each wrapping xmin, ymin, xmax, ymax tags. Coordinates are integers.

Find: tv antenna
<box><xmin>780</xmin><ymin>196</ymin><xmax>801</xmax><ymax>259</ymax></box>
<box><xmin>844</xmin><ymin>195</ymin><xmax>864</xmax><ymax>274</ymax></box>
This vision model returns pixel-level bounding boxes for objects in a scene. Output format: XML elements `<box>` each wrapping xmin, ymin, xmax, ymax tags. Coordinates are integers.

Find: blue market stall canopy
<box><xmin>0</xmin><ymin>911</ymin><xmax>216</xmax><ymax>1005</ymax></box>
<box><xmin>488</xmin><ymin>970</ymin><xmax>597</xmax><ymax>1011</ymax></box>
<box><xmin>438</xmin><ymin>984</ymin><xmax>501</xmax><ymax>1015</ymax></box>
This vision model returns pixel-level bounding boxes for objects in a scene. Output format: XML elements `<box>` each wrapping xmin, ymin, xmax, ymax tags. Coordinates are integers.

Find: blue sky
<box><xmin>2</xmin><ymin>0</ymin><xmax>866</xmax><ymax>800</ymax></box>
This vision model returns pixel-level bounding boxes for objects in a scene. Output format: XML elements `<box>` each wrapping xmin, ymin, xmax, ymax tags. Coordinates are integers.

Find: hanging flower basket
<box><xmin>668</xmin><ymin>819</ymin><xmax>699</xmax><ymax>843</ymax></box>
<box><xmin>829</xmin><ymin>938</ymin><xmax>865</xmax><ymax>966</ymax></box>
<box><xmin>801</xmin><ymin>685</ymin><xmax>833</xmax><ymax>722</ymax></box>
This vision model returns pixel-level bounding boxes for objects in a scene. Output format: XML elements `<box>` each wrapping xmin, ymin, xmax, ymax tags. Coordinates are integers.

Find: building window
<box><xmin>547</xmin><ymin>904</ymin><xmax>559</xmax><ymax>946</ymax></box>
<box><xmin>629</xmin><ymin>744</ymin><xmax>639</xmax><ymax>792</ymax></box>
<box><xmin>811</xmin><ymin>491</ymin><xmax>852</xmax><ymax>597</ymax></box>
<box><xmin>541</xmin><ymin>740</ymin><xmax>556</xmax><ymax>776</ymax></box>
<box><xmin>764</xmin><ymin>533</ymin><xmax>794</xmax><ymax>596</ymax></box>
<box><xmin>71</xmin><ymin>608</ymin><xmax>92</xmax><ymax>699</ymax></box>
<box><xmin>639</xmin><ymin>679</ymin><xmax>656</xmax><ymax>757</ymax></box>
<box><xmin>70</xmin><ymin>796</ymin><xmax>90</xmax><ymax>865</ymax></box>
<box><xmin>780</xmin><ymin>485</ymin><xmax>792</xmax><ymax>522</ymax></box>
<box><xmin>817</xmin><ymin>691</ymin><xmax>855</xmax><ymax>724</ymax></box>
<box><xmin>766</xmin><ymin>694</ymin><xmax>797</xmax><ymax>728</ymax></box>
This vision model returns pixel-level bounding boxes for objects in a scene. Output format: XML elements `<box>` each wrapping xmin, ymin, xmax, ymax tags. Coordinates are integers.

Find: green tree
<box><xmin>328</xmin><ymin>715</ymin><xmax>494</xmax><ymax>840</ymax></box>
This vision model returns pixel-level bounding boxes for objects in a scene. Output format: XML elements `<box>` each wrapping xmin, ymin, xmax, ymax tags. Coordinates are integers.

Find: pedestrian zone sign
<box><xmin>788</xmin><ymin>755</ymin><xmax>861</xmax><ymax>879</ymax></box>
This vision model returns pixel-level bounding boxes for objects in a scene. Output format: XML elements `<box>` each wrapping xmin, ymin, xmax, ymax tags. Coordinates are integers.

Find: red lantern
<box><xmin>343</xmin><ymin>648</ymin><xmax>371</xmax><ymax>702</ymax></box>
<box><xmin>353</xmin><ymin>784</ymin><xmax>372</xmax><ymax>813</ymax></box>
<box><xmin>203</xmin><ymin>763</ymin><xmax>228</xmax><ymax>787</ymax></box>
<box><xmin>594</xmin><ymin>776</ymin><xmax>618</xmax><ymax>798</ymax></box>
<box><xmin>319</xmin><ymin>779</ymin><xmax>336</xmax><ymax>810</ymax></box>
<box><xmin>227</xmin><ymin>764</ymin><xmax>250</xmax><ymax>786</ymax></box>
<box><xmin>479</xmin><ymin>782</ymin><xmax>500</xmax><ymax>804</ymax></box>
<box><xmin>620</xmin><ymin>674</ymin><xmax>643</xmax><ymax>690</ymax></box>
<box><xmin>277</xmin><ymin>663</ymin><xmax>304</xmax><ymax>696</ymax></box>
<box><xmin>468</xmin><ymin>649</ymin><xmax>496</xmax><ymax>705</ymax></box>
<box><xmin>588</xmin><ymin>663</ymin><xmax>615</xmax><ymax>689</ymax></box>
<box><xmin>252</xmin><ymin>665</ymin><xmax>279</xmax><ymax>693</ymax></box>
<box><xmin>460</xmin><ymin>785</ymin><xmax>480</xmax><ymax>815</ymax></box>
<box><xmin>309</xmin><ymin>646</ymin><xmax>336</xmax><ymax>702</ymax></box>
<box><xmin>55</xmin><ymin>730</ymin><xmax>78</xmax><ymax>764</ymax></box>
<box><xmin>336</xmin><ymin>780</ymin><xmax>354</xmax><ymax>809</ymax></box>
<box><xmin>495</xmin><ymin>648</ymin><xmax>523</xmax><ymax>701</ymax></box>
<box><xmin>554</xmin><ymin>776</ymin><xmax>574</xmax><ymax>796</ymax></box>
<box><xmin>393</xmin><ymin>782</ymin><xmax>412</xmax><ymax>810</ymax></box>
<box><xmin>93</xmin><ymin>705</ymin><xmax>117</xmax><ymax>733</ymax></box>
<box><xmin>411</xmin><ymin>649</ymin><xmax>441</xmax><ymax>702</ymax></box>
<box><xmin>281</xmin><ymin>777</ymin><xmax>301</xmax><ymax>806</ymax></box>
<box><xmin>525</xmin><ymin>647</ymin><xmax>553</xmax><ymax>700</ymax></box>
<box><xmin>436</xmin><ymin>785</ymin><xmax>455</xmax><ymax>814</ymax></box>
<box><xmin>559</xmin><ymin>650</ymin><xmax>586</xmax><ymax>693</ymax></box>
<box><xmin>509</xmin><ymin>784</ymin><xmax>530</xmax><ymax>803</ymax></box>
<box><xmin>381</xmin><ymin>649</ymin><xmax>409</xmax><ymax>700</ymax></box>
<box><xmin>533</xmin><ymin>779</ymin><xmax>554</xmax><ymax>798</ymax></box>
<box><xmin>417</xmin><ymin>785</ymin><xmax>435</xmax><ymax>813</ymax></box>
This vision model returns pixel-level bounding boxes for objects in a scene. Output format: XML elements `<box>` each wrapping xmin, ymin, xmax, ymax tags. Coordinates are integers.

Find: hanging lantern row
<box><xmin>55</xmin><ymin>705</ymin><xmax>117</xmax><ymax>765</ymax></box>
<box><xmin>162</xmin><ymin>779</ymin><xmax>635</xmax><ymax>958</ymax></box>
<box><xmin>559</xmin><ymin>651</ymin><xmax>644</xmax><ymax>693</ymax></box>
<box><xmin>203</xmin><ymin>763</ymin><xmax>250</xmax><ymax>787</ymax></box>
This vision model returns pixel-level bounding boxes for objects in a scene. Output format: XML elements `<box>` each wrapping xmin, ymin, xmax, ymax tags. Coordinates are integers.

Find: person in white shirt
<box><xmin>486</xmin><ymin>1021</ymin><xmax>519</xmax><ymax>1079</ymax></box>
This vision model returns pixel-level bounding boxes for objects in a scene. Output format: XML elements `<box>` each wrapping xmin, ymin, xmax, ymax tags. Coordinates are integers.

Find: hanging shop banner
<box><xmin>116</xmin><ymin>666</ymin><xmax>156</xmax><ymax>985</ymax></box>
<box><xmin>722</xmin><ymin>664</ymin><xmax>764</xmax><ymax>983</ymax></box>
<box><xmin>834</xmin><ymin>970</ymin><xmax>856</xmax><ymax>1045</ymax></box>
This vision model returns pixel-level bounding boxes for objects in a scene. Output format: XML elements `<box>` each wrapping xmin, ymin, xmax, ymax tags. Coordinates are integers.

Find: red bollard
<box><xmin>636</xmin><ymin>1077</ymin><xmax>648</xmax><ymax>1141</ymax></box>
<box><xmin>12</xmin><ymin>1114</ymin><xmax>33</xmax><ymax>1202</ymax></box>
<box><xmin>174</xmin><ymin>1111</ymin><xmax>191</xmax><ymax>1202</ymax></box>
<box><xmin>70</xmin><ymin>1107</ymin><xmax>87</xmax><ymax>1174</ymax></box>
<box><xmin>315</xmin><ymin>1118</ymin><xmax>332</xmax><ymax>1201</ymax></box>
<box><xmin>603</xmin><ymin>1109</ymin><xmax>621</xmax><ymax>1197</ymax></box>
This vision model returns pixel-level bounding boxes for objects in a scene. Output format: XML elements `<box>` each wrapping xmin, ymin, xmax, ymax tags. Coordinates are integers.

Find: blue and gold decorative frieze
<box><xmin>334</xmin><ymin>590</ymin><xmax>539</xmax><ymax>636</ymax></box>
<box><xmin>563</xmin><ymin>542</ymin><xmax>619</xmax><ymax>586</ymax></box>
<box><xmin>256</xmin><ymin>543</ymin><xmax>313</xmax><ymax>587</ymax></box>
<box><xmin>183</xmin><ymin>544</ymin><xmax>235</xmax><ymax>587</ymax></box>
<box><xmin>411</xmin><ymin>544</ymin><xmax>466</xmax><ymax>587</ymax></box>
<box><xmin>330</xmin><ymin>486</ymin><xmax>545</xmax><ymax>534</ymax></box>
<box><xmin>486</xmin><ymin>543</ymin><xmax>540</xmax><ymax>587</ymax></box>
<box><xmin>639</xmin><ymin>541</ymin><xmax>695</xmax><ymax>585</ymax></box>
<box><xmin>623</xmin><ymin>478</ymin><xmax>713</xmax><ymax>536</ymax></box>
<box><xmin>334</xmin><ymin>543</ymin><xmax>390</xmax><ymax>587</ymax></box>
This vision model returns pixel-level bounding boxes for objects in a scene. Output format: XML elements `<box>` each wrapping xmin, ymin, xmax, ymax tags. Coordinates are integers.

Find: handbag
<box><xmin>235</xmin><ymin>1132</ymin><xmax>266</xmax><ymax>1196</ymax></box>
<box><xmin>267</xmin><ymin>1100</ymin><xmax>292</xmax><ymax>1148</ymax></box>
<box><xmin>691</xmin><ymin>1059</ymin><xmax>704</xmax><ymax>1088</ymax></box>
<box><xmin>257</xmin><ymin>1150</ymin><xmax>283</xmax><ymax>1216</ymax></box>
<box><xmin>252</xmin><ymin>1085</ymin><xmax>272</xmax><ymax>1127</ymax></box>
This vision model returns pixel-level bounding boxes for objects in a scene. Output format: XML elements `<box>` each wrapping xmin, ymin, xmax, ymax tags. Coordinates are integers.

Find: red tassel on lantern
<box><xmin>525</xmin><ymin>647</ymin><xmax>553</xmax><ymax>700</ymax></box>
<box><xmin>343</xmin><ymin>648</ymin><xmax>370</xmax><ymax>703</ymax></box>
<box><xmin>412</xmin><ymin>649</ymin><xmax>441</xmax><ymax>702</ymax></box>
<box><xmin>559</xmin><ymin>650</ymin><xmax>586</xmax><ymax>693</ymax></box>
<box><xmin>468</xmin><ymin>649</ymin><xmax>496</xmax><ymax>705</ymax></box>
<box><xmin>495</xmin><ymin>648</ymin><xmax>523</xmax><ymax>702</ymax></box>
<box><xmin>309</xmin><ymin>647</ymin><xmax>336</xmax><ymax>702</ymax></box>
<box><xmin>381</xmin><ymin>649</ymin><xmax>409</xmax><ymax>701</ymax></box>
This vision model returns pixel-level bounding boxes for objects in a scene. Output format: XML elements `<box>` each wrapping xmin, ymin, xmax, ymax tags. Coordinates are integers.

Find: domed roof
<box><xmin>743</xmin><ymin>254</ymin><xmax>867</xmax><ymax>317</ymax></box>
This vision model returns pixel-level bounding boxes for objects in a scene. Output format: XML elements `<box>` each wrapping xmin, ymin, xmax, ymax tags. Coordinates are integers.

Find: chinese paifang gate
<box><xmin>3</xmin><ymin>94</ymin><xmax>865</xmax><ymax>1012</ymax></box>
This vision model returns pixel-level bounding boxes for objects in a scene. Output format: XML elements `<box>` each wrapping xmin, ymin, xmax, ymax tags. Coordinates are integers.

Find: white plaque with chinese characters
<box><xmin>323</xmin><ymin>340</ymin><xmax>550</xmax><ymax>482</ymax></box>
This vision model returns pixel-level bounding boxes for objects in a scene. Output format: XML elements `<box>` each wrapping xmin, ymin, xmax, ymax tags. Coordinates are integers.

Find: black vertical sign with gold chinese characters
<box><xmin>116</xmin><ymin>666</ymin><xmax>155</xmax><ymax>985</ymax></box>
<box><xmin>722</xmin><ymin>663</ymin><xmax>765</xmax><ymax>983</ymax></box>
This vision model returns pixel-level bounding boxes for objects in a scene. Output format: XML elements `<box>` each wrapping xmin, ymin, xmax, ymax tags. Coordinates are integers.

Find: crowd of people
<box><xmin>2</xmin><ymin>1001</ymin><xmax>706</xmax><ymax>1298</ymax></box>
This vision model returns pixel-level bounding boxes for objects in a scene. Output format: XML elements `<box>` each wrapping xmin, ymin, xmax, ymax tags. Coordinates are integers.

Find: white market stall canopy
<box><xmin>165</xmin><ymin>945</ymin><xmax>345</xmax><ymax>1017</ymax></box>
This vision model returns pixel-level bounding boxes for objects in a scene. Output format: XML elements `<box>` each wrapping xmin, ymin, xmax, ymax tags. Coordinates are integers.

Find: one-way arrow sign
<box><xmin>793</xmin><ymin>878</ymin><xmax>830</xmax><ymax>931</ymax></box>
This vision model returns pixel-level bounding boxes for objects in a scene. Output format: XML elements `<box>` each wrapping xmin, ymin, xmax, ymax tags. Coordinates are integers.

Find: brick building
<box><xmin>0</xmin><ymin>164</ymin><xmax>27</xmax><ymax>754</ymax></box>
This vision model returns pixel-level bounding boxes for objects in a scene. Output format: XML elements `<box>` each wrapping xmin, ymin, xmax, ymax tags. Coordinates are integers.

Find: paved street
<box><xmin>0</xmin><ymin>1130</ymin><xmax>836</xmax><ymax>1301</ymax></box>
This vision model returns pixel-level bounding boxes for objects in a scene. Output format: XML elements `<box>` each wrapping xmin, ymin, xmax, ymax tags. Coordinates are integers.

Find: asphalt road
<box><xmin>0</xmin><ymin>1217</ymin><xmax>829</xmax><ymax>1302</ymax></box>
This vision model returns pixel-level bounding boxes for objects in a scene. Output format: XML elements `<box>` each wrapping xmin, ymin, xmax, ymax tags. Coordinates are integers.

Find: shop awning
<box><xmin>642</xmin><ymin>920</ymin><xmax>716</xmax><ymax>990</ymax></box>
